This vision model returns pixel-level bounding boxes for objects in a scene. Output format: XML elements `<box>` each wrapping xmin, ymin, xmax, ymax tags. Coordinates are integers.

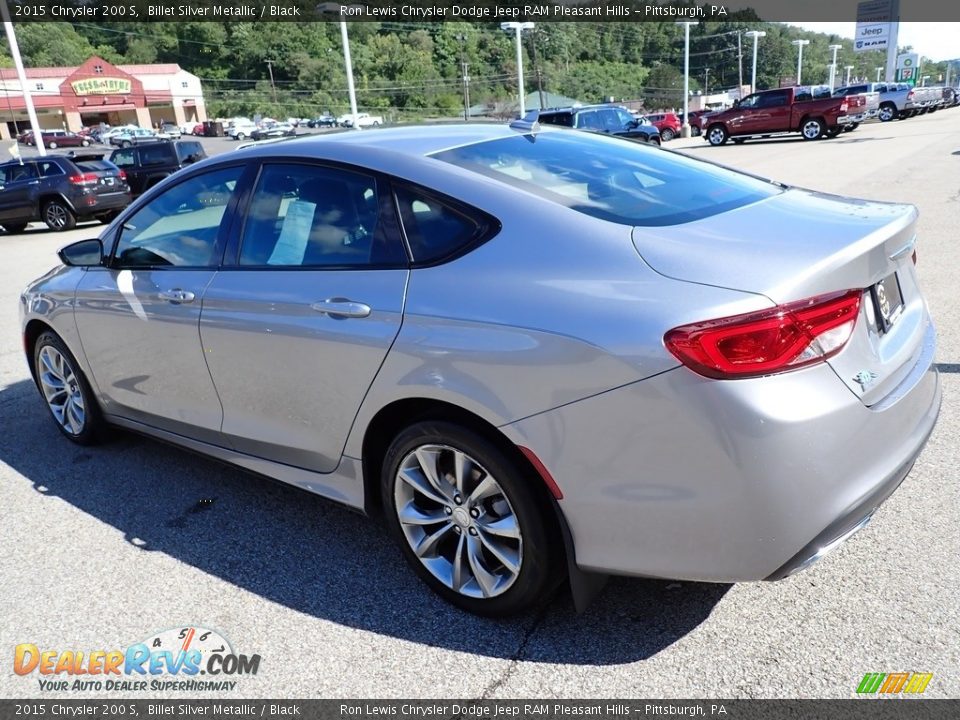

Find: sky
<box><xmin>792</xmin><ymin>23</ymin><xmax>960</xmax><ymax>61</ymax></box>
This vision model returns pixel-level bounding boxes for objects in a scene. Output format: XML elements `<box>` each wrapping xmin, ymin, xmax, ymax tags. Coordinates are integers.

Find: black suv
<box><xmin>538</xmin><ymin>105</ymin><xmax>662</xmax><ymax>145</ymax></box>
<box><xmin>109</xmin><ymin>140</ymin><xmax>207</xmax><ymax>197</ymax></box>
<box><xmin>0</xmin><ymin>153</ymin><xmax>131</xmax><ymax>232</ymax></box>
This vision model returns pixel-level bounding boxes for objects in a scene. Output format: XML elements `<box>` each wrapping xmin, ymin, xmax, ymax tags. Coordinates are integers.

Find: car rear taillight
<box><xmin>840</xmin><ymin>100</ymin><xmax>848</xmax><ymax>112</ymax></box>
<box><xmin>664</xmin><ymin>290</ymin><xmax>862</xmax><ymax>379</ymax></box>
<box><xmin>118</xmin><ymin>170</ymin><xmax>127</xmax><ymax>181</ymax></box>
<box><xmin>907</xmin><ymin>90</ymin><xmax>914</xmax><ymax>100</ymax></box>
<box><xmin>68</xmin><ymin>172</ymin><xmax>98</xmax><ymax>186</ymax></box>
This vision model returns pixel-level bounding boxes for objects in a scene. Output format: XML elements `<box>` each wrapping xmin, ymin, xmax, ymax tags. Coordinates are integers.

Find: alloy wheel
<box><xmin>44</xmin><ymin>204</ymin><xmax>68</xmax><ymax>229</ymax></box>
<box><xmin>802</xmin><ymin>120</ymin><xmax>823</xmax><ymax>140</ymax></box>
<box><xmin>393</xmin><ymin>444</ymin><xmax>522</xmax><ymax>599</ymax></box>
<box><xmin>37</xmin><ymin>345</ymin><xmax>86</xmax><ymax>435</ymax></box>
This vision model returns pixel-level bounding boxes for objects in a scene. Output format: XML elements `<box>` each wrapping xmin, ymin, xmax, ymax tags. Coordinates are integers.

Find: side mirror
<box><xmin>733</xmin><ymin>99</ymin><xmax>741</xmax><ymax>108</ymax></box>
<box><xmin>58</xmin><ymin>239</ymin><xmax>103</xmax><ymax>267</ymax></box>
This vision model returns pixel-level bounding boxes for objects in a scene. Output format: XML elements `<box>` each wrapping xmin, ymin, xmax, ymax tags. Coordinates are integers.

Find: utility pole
<box><xmin>1</xmin><ymin>0</ymin><xmax>45</xmax><ymax>155</ymax></box>
<box><xmin>265</xmin><ymin>60</ymin><xmax>278</xmax><ymax>104</ymax></box>
<box><xmin>456</xmin><ymin>34</ymin><xmax>470</xmax><ymax>122</ymax></box>
<box><xmin>529</xmin><ymin>27</ymin><xmax>546</xmax><ymax>110</ymax></box>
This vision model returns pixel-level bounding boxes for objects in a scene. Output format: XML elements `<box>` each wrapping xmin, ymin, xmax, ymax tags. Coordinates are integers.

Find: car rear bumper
<box><xmin>74</xmin><ymin>191</ymin><xmax>131</xmax><ymax>216</ymax></box>
<box><xmin>502</xmin><ymin>321</ymin><xmax>941</xmax><ymax>582</ymax></box>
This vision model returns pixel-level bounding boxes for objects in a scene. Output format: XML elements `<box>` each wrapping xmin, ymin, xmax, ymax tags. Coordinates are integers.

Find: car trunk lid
<box><xmin>632</xmin><ymin>188</ymin><xmax>927</xmax><ymax>405</ymax></box>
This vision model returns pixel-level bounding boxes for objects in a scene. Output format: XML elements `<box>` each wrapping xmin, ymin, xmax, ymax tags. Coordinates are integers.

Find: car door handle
<box><xmin>28</xmin><ymin>180</ymin><xmax>40</xmax><ymax>185</ymax></box>
<box><xmin>158</xmin><ymin>289</ymin><xmax>196</xmax><ymax>304</ymax></box>
<box><xmin>310</xmin><ymin>298</ymin><xmax>371</xmax><ymax>319</ymax></box>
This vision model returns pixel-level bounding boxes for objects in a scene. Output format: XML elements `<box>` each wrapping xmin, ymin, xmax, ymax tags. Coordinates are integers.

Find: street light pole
<box><xmin>501</xmin><ymin>22</ymin><xmax>534</xmax><ymax>116</ymax></box>
<box><xmin>1</xmin><ymin>0</ymin><xmax>45</xmax><ymax>155</ymax></box>
<box><xmin>339</xmin><ymin>21</ymin><xmax>359</xmax><ymax>128</ymax></box>
<box><xmin>845</xmin><ymin>65</ymin><xmax>855</xmax><ymax>86</ymax></box>
<box><xmin>456</xmin><ymin>34</ymin><xmax>470</xmax><ymax>122</ymax></box>
<box><xmin>736</xmin><ymin>30</ymin><xmax>743</xmax><ymax>94</ymax></box>
<box><xmin>745</xmin><ymin>30</ymin><xmax>765</xmax><ymax>95</ymax></box>
<box><xmin>792</xmin><ymin>39</ymin><xmax>810</xmax><ymax>85</ymax></box>
<box><xmin>677</xmin><ymin>20</ymin><xmax>698</xmax><ymax>138</ymax></box>
<box><xmin>876</xmin><ymin>67</ymin><xmax>884</xmax><ymax>82</ymax></box>
<box><xmin>828</xmin><ymin>44</ymin><xmax>842</xmax><ymax>92</ymax></box>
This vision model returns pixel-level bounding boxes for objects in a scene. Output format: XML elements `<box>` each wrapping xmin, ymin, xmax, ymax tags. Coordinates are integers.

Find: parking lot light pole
<box><xmin>828</xmin><ymin>44</ymin><xmax>842</xmax><ymax>92</ymax></box>
<box><xmin>1</xmin><ymin>0</ymin><xmax>45</xmax><ymax>156</ymax></box>
<box><xmin>677</xmin><ymin>20</ymin><xmax>698</xmax><ymax>138</ymax></box>
<box><xmin>745</xmin><ymin>30</ymin><xmax>766</xmax><ymax>94</ymax></box>
<box><xmin>845</xmin><ymin>65</ymin><xmax>855</xmax><ymax>86</ymax></box>
<box><xmin>792</xmin><ymin>39</ymin><xmax>810</xmax><ymax>86</ymax></box>
<box><xmin>339</xmin><ymin>21</ymin><xmax>359</xmax><ymax>129</ymax></box>
<box><xmin>501</xmin><ymin>22</ymin><xmax>534</xmax><ymax>116</ymax></box>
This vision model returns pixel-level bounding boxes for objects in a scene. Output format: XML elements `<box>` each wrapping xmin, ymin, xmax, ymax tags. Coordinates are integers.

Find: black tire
<box><xmin>649</xmin><ymin>136</ymin><xmax>661</xmax><ymax>147</ymax></box>
<box><xmin>42</xmin><ymin>200</ymin><xmax>76</xmax><ymax>231</ymax></box>
<box><xmin>706</xmin><ymin>124</ymin><xmax>728</xmax><ymax>146</ymax></box>
<box><xmin>878</xmin><ymin>103</ymin><xmax>897</xmax><ymax>122</ymax></box>
<box><xmin>48</xmin><ymin>141</ymin><xmax>58</xmax><ymax>149</ymax></box>
<box><xmin>98</xmin><ymin>210</ymin><xmax>120</xmax><ymax>224</ymax></box>
<box><xmin>33</xmin><ymin>331</ymin><xmax>104</xmax><ymax>445</ymax></box>
<box><xmin>2</xmin><ymin>222</ymin><xmax>28</xmax><ymax>233</ymax></box>
<box><xmin>825</xmin><ymin>127</ymin><xmax>843</xmax><ymax>138</ymax></box>
<box><xmin>235</xmin><ymin>132</ymin><xmax>246</xmax><ymax>141</ymax></box>
<box><xmin>381</xmin><ymin>420</ymin><xmax>560</xmax><ymax>617</ymax></box>
<box><xmin>81</xmin><ymin>139</ymin><xmax>90</xmax><ymax>147</ymax></box>
<box><xmin>660</xmin><ymin>128</ymin><xmax>675</xmax><ymax>142</ymax></box>
<box><xmin>801</xmin><ymin>117</ymin><xmax>825</xmax><ymax>140</ymax></box>
<box><xmin>121</xmin><ymin>140</ymin><xmax>132</xmax><ymax>148</ymax></box>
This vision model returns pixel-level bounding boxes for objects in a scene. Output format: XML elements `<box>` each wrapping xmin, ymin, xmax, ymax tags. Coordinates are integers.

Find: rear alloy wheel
<box><xmin>48</xmin><ymin>141</ymin><xmax>58</xmax><ymax>149</ymax></box>
<box><xmin>707</xmin><ymin>124</ymin><xmax>728</xmax><ymax>146</ymax></box>
<box><xmin>801</xmin><ymin>118</ymin><xmax>825</xmax><ymax>140</ymax></box>
<box><xmin>383</xmin><ymin>421</ymin><xmax>559</xmax><ymax>616</ymax></box>
<box><xmin>33</xmin><ymin>331</ymin><xmax>103</xmax><ymax>445</ymax></box>
<box><xmin>649</xmin><ymin>136</ymin><xmax>662</xmax><ymax>146</ymax></box>
<box><xmin>660</xmin><ymin>128</ymin><xmax>675</xmax><ymax>141</ymax></box>
<box><xmin>878</xmin><ymin>103</ymin><xmax>896</xmax><ymax>122</ymax></box>
<box><xmin>42</xmin><ymin>200</ymin><xmax>76</xmax><ymax>231</ymax></box>
<box><xmin>81</xmin><ymin>139</ymin><xmax>90</xmax><ymax>147</ymax></box>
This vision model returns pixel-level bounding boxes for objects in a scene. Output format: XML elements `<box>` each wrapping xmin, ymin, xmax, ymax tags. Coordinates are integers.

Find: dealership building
<box><xmin>0</xmin><ymin>56</ymin><xmax>207</xmax><ymax>139</ymax></box>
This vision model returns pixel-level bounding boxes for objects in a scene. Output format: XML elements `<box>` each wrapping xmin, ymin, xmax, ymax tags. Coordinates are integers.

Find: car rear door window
<box><xmin>139</xmin><ymin>144</ymin><xmax>172</xmax><ymax>166</ymax></box>
<box><xmin>112</xmin><ymin>166</ymin><xmax>242</xmax><ymax>268</ymax></box>
<box><xmin>238</xmin><ymin>163</ymin><xmax>405</xmax><ymax>267</ymax></box>
<box><xmin>37</xmin><ymin>161</ymin><xmax>65</xmax><ymax>177</ymax></box>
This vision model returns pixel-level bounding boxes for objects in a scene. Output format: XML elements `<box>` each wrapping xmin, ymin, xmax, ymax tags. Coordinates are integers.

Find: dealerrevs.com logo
<box><xmin>856</xmin><ymin>672</ymin><xmax>933</xmax><ymax>695</ymax></box>
<box><xmin>14</xmin><ymin>626</ymin><xmax>261</xmax><ymax>692</ymax></box>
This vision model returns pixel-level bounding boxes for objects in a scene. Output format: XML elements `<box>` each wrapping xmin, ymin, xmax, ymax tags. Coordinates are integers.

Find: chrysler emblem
<box><xmin>877</xmin><ymin>284</ymin><xmax>891</xmax><ymax>319</ymax></box>
<box><xmin>853</xmin><ymin>370</ymin><xmax>879</xmax><ymax>390</ymax></box>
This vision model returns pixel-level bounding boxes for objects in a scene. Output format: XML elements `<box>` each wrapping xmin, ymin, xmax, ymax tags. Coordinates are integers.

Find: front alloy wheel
<box><xmin>383</xmin><ymin>422</ymin><xmax>559</xmax><ymax>616</ymax></box>
<box><xmin>34</xmin><ymin>332</ymin><xmax>102</xmax><ymax>444</ymax></box>
<box><xmin>707</xmin><ymin>125</ymin><xmax>728</xmax><ymax>146</ymax></box>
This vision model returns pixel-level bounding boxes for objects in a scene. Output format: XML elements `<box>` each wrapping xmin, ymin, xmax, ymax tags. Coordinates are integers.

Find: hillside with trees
<box><xmin>0</xmin><ymin>20</ymin><xmax>949</xmax><ymax>119</ymax></box>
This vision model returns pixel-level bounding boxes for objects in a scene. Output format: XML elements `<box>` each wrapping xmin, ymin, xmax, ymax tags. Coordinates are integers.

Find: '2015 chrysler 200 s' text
<box><xmin>20</xmin><ymin>124</ymin><xmax>941</xmax><ymax>615</ymax></box>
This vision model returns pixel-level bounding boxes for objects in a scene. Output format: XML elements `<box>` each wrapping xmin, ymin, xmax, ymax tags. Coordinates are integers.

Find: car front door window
<box><xmin>112</xmin><ymin>166</ymin><xmax>242</xmax><ymax>268</ymax></box>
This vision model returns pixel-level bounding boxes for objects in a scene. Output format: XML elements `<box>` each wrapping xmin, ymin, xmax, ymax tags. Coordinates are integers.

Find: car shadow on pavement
<box><xmin>2</xmin><ymin>378</ymin><xmax>729</xmax><ymax>665</ymax></box>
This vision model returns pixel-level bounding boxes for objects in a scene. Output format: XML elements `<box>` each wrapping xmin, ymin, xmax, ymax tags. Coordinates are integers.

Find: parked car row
<box><xmin>0</xmin><ymin>138</ymin><xmax>209</xmax><ymax>234</ymax></box>
<box><xmin>538</xmin><ymin>105</ymin><xmax>663</xmax><ymax>145</ymax></box>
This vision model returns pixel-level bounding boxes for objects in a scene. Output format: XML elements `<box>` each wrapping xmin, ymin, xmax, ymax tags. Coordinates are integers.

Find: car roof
<box><xmin>234</xmin><ymin>123</ymin><xmax>553</xmax><ymax>159</ymax></box>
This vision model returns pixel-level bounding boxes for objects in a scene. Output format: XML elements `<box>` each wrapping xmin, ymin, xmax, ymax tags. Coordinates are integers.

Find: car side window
<box><xmin>112</xmin><ymin>166</ymin><xmax>243</xmax><ymax>269</ymax></box>
<box><xmin>738</xmin><ymin>95</ymin><xmax>759</xmax><ymax>109</ymax></box>
<box><xmin>576</xmin><ymin>111</ymin><xmax>602</xmax><ymax>131</ymax></box>
<box><xmin>111</xmin><ymin>149</ymin><xmax>135</xmax><ymax>168</ymax></box>
<box><xmin>139</xmin><ymin>144</ymin><xmax>171</xmax><ymax>166</ymax></box>
<box><xmin>238</xmin><ymin>163</ymin><xmax>404</xmax><ymax>268</ymax></box>
<box><xmin>37</xmin><ymin>161</ymin><xmax>65</xmax><ymax>177</ymax></box>
<box><xmin>394</xmin><ymin>185</ymin><xmax>491</xmax><ymax>264</ymax></box>
<box><xmin>614</xmin><ymin>108</ymin><xmax>636</xmax><ymax>127</ymax></box>
<box><xmin>758</xmin><ymin>90</ymin><xmax>790</xmax><ymax>108</ymax></box>
<box><xmin>4</xmin><ymin>163</ymin><xmax>38</xmax><ymax>182</ymax></box>
<box><xmin>598</xmin><ymin>109</ymin><xmax>623</xmax><ymax>132</ymax></box>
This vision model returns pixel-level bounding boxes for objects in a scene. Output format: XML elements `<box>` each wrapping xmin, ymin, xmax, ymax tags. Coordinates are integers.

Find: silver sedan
<box><xmin>19</xmin><ymin>123</ymin><xmax>941</xmax><ymax>616</ymax></box>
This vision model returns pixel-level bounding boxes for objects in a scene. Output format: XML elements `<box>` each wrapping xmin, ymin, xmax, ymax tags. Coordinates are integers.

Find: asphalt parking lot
<box><xmin>1</xmin><ymin>111</ymin><xmax>958</xmax><ymax>699</ymax></box>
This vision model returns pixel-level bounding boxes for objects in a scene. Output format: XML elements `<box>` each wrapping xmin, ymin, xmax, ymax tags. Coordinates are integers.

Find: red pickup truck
<box><xmin>702</xmin><ymin>86</ymin><xmax>854</xmax><ymax>146</ymax></box>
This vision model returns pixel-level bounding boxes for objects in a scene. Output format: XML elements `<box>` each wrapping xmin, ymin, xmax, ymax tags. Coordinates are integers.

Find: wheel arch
<box><xmin>359</xmin><ymin>396</ymin><xmax>604</xmax><ymax>609</ymax></box>
<box><xmin>39</xmin><ymin>192</ymin><xmax>76</xmax><ymax>214</ymax></box>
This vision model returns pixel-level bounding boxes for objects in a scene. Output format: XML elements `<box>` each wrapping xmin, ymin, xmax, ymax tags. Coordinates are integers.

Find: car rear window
<box><xmin>74</xmin><ymin>160</ymin><xmax>117</xmax><ymax>173</ymax></box>
<box><xmin>432</xmin><ymin>131</ymin><xmax>781</xmax><ymax>227</ymax></box>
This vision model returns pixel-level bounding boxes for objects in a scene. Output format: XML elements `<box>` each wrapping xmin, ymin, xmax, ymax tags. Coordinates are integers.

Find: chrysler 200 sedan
<box><xmin>20</xmin><ymin>123</ymin><xmax>941</xmax><ymax>616</ymax></box>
